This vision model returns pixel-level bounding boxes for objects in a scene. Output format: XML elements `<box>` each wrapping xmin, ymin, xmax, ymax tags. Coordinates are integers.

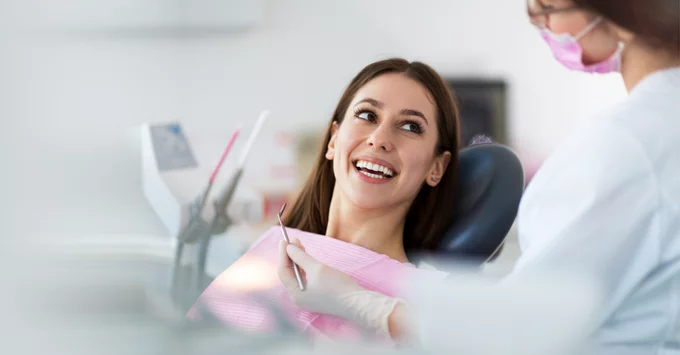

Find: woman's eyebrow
<box><xmin>354</xmin><ymin>97</ymin><xmax>383</xmax><ymax>108</ymax></box>
<box><xmin>400</xmin><ymin>109</ymin><xmax>428</xmax><ymax>125</ymax></box>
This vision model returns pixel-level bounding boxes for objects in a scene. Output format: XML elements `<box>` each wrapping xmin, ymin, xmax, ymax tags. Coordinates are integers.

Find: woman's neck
<box><xmin>325</xmin><ymin>185</ymin><xmax>411</xmax><ymax>263</ymax></box>
<box><xmin>621</xmin><ymin>42</ymin><xmax>680</xmax><ymax>92</ymax></box>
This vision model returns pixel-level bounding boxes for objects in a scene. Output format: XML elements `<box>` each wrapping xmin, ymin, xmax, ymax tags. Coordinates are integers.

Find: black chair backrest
<box><xmin>412</xmin><ymin>143</ymin><xmax>525</xmax><ymax>266</ymax></box>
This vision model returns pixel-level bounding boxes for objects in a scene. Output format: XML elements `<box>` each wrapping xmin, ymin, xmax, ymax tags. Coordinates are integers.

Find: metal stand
<box><xmin>171</xmin><ymin>169</ymin><xmax>244</xmax><ymax>311</ymax></box>
<box><xmin>170</xmin><ymin>110</ymin><xmax>270</xmax><ymax>312</ymax></box>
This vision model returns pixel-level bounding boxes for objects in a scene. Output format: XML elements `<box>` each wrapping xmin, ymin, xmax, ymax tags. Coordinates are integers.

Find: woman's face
<box><xmin>325</xmin><ymin>73</ymin><xmax>450</xmax><ymax>211</ymax></box>
<box><xmin>529</xmin><ymin>0</ymin><xmax>620</xmax><ymax>65</ymax></box>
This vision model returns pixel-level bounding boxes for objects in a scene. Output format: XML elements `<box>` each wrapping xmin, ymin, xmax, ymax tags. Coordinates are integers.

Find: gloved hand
<box><xmin>277</xmin><ymin>239</ymin><xmax>403</xmax><ymax>338</ymax></box>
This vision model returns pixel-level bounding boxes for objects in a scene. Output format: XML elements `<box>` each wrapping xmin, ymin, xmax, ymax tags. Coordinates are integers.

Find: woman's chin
<box><xmin>346</xmin><ymin>195</ymin><xmax>394</xmax><ymax>211</ymax></box>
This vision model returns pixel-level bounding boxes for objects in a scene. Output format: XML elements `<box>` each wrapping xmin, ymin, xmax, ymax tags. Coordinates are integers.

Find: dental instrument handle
<box><xmin>282</xmin><ymin>229</ymin><xmax>305</xmax><ymax>290</ymax></box>
<box><xmin>173</xmin><ymin>126</ymin><xmax>242</xmax><ymax>306</ymax></box>
<box><xmin>193</xmin><ymin>111</ymin><xmax>270</xmax><ymax>297</ymax></box>
<box><xmin>213</xmin><ymin>168</ymin><xmax>244</xmax><ymax>226</ymax></box>
<box><xmin>277</xmin><ymin>207</ymin><xmax>305</xmax><ymax>291</ymax></box>
<box><xmin>176</xmin><ymin>126</ymin><xmax>241</xmax><ymax>243</ymax></box>
<box><xmin>213</xmin><ymin>110</ymin><xmax>269</xmax><ymax>223</ymax></box>
<box><xmin>193</xmin><ymin>126</ymin><xmax>241</xmax><ymax>222</ymax></box>
<box><xmin>194</xmin><ymin>167</ymin><xmax>241</xmax><ymax>295</ymax></box>
<box><xmin>292</xmin><ymin>258</ymin><xmax>305</xmax><ymax>290</ymax></box>
<box><xmin>193</xmin><ymin>230</ymin><xmax>213</xmax><ymax>299</ymax></box>
<box><xmin>190</xmin><ymin>167</ymin><xmax>244</xmax><ymax>294</ymax></box>
<box><xmin>210</xmin><ymin>127</ymin><xmax>241</xmax><ymax>183</ymax></box>
<box><xmin>197</xmin><ymin>126</ymin><xmax>241</xmax><ymax>216</ymax></box>
<box><xmin>236</xmin><ymin>110</ymin><xmax>269</xmax><ymax>170</ymax></box>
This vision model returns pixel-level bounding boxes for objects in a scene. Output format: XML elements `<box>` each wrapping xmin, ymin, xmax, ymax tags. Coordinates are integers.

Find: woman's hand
<box><xmin>277</xmin><ymin>239</ymin><xmax>407</xmax><ymax>340</ymax></box>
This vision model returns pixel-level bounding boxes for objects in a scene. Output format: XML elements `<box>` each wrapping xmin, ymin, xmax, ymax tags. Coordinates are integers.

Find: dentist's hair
<box><xmin>283</xmin><ymin>58</ymin><xmax>461</xmax><ymax>252</ymax></box>
<box><xmin>573</xmin><ymin>0</ymin><xmax>679</xmax><ymax>54</ymax></box>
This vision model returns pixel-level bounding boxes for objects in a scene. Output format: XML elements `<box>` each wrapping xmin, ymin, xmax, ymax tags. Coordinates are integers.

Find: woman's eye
<box><xmin>357</xmin><ymin>111</ymin><xmax>376</xmax><ymax>122</ymax></box>
<box><xmin>401</xmin><ymin>122</ymin><xmax>422</xmax><ymax>134</ymax></box>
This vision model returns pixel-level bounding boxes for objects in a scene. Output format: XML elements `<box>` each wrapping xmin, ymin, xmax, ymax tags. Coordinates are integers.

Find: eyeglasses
<box><xmin>527</xmin><ymin>0</ymin><xmax>584</xmax><ymax>28</ymax></box>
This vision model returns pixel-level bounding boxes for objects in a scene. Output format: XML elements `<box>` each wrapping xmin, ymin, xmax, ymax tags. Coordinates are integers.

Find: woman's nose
<box><xmin>366</xmin><ymin>124</ymin><xmax>394</xmax><ymax>152</ymax></box>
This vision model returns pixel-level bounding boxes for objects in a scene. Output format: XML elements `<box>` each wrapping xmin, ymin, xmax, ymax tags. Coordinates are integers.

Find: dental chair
<box><xmin>413</xmin><ymin>141</ymin><xmax>525</xmax><ymax>267</ymax></box>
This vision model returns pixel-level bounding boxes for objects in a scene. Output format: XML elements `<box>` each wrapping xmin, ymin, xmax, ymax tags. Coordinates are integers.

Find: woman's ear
<box><xmin>325</xmin><ymin>121</ymin><xmax>339</xmax><ymax>161</ymax></box>
<box><xmin>426</xmin><ymin>151</ymin><xmax>451</xmax><ymax>187</ymax></box>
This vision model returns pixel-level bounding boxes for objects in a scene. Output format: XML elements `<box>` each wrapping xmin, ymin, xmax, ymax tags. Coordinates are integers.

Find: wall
<box><xmin>4</xmin><ymin>0</ymin><xmax>627</xmax><ymax>241</ymax></box>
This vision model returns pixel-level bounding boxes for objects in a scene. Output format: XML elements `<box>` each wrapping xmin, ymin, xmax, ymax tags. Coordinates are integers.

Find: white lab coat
<box><xmin>513</xmin><ymin>67</ymin><xmax>680</xmax><ymax>355</ymax></box>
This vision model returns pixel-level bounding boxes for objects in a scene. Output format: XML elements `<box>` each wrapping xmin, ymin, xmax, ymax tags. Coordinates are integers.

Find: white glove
<box><xmin>277</xmin><ymin>239</ymin><xmax>403</xmax><ymax>338</ymax></box>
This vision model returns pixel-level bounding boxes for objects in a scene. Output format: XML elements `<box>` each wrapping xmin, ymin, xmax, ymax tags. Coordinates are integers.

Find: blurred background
<box><xmin>2</xmin><ymin>0</ymin><xmax>627</xmax><ymax>239</ymax></box>
<box><xmin>0</xmin><ymin>1</ymin><xmax>627</xmax><ymax>353</ymax></box>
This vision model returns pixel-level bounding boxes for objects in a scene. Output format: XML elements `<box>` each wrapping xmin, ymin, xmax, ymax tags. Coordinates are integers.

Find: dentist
<box><xmin>278</xmin><ymin>0</ymin><xmax>680</xmax><ymax>353</ymax></box>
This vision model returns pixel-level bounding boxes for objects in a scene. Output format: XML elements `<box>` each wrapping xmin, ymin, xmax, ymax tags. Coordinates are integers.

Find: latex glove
<box><xmin>277</xmin><ymin>239</ymin><xmax>403</xmax><ymax>338</ymax></box>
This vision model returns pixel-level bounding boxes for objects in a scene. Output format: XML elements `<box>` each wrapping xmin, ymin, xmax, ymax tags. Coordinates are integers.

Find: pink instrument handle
<box><xmin>209</xmin><ymin>128</ymin><xmax>241</xmax><ymax>183</ymax></box>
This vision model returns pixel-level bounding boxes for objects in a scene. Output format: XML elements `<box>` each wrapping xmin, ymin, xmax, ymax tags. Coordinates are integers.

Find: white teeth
<box><xmin>354</xmin><ymin>160</ymin><xmax>394</xmax><ymax>177</ymax></box>
<box><xmin>360</xmin><ymin>170</ymin><xmax>385</xmax><ymax>179</ymax></box>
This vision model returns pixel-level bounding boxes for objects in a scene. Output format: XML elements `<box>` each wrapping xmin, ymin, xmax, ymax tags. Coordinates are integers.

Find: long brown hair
<box><xmin>283</xmin><ymin>58</ymin><xmax>461</xmax><ymax>252</ymax></box>
<box><xmin>573</xmin><ymin>0</ymin><xmax>679</xmax><ymax>54</ymax></box>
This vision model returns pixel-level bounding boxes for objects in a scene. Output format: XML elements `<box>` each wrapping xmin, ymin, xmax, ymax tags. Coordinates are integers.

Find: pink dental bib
<box><xmin>187</xmin><ymin>227</ymin><xmax>447</xmax><ymax>342</ymax></box>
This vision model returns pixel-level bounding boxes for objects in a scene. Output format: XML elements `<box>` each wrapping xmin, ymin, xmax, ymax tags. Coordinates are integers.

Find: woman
<box><xmin>279</xmin><ymin>0</ymin><xmax>680</xmax><ymax>353</ymax></box>
<box><xmin>188</xmin><ymin>58</ymin><xmax>460</xmax><ymax>342</ymax></box>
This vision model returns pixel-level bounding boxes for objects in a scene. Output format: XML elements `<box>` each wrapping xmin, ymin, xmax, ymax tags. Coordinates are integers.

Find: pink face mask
<box><xmin>540</xmin><ymin>17</ymin><xmax>623</xmax><ymax>74</ymax></box>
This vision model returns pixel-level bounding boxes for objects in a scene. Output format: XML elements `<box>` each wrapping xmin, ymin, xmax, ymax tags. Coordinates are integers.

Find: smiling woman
<box><xmin>187</xmin><ymin>58</ymin><xmax>460</xmax><ymax>342</ymax></box>
<box><xmin>285</xmin><ymin>59</ymin><xmax>461</xmax><ymax>255</ymax></box>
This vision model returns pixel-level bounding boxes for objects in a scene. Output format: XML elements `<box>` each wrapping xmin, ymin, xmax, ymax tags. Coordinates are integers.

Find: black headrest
<box><xmin>414</xmin><ymin>143</ymin><xmax>525</xmax><ymax>265</ymax></box>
